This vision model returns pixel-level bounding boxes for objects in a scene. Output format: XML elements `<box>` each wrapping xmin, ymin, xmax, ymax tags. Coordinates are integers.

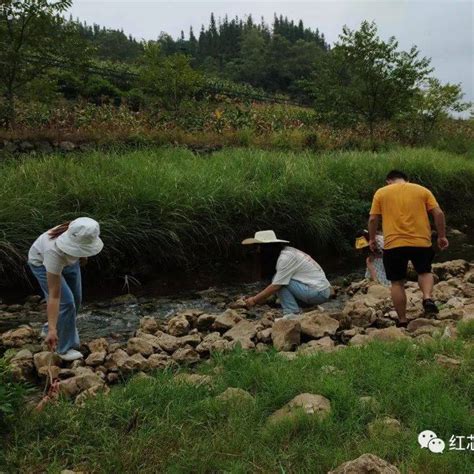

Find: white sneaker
<box><xmin>58</xmin><ymin>349</ymin><xmax>84</xmax><ymax>361</ymax></box>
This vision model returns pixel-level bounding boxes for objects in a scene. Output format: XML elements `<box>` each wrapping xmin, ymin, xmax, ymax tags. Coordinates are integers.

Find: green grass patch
<box><xmin>1</xmin><ymin>146</ymin><xmax>473</xmax><ymax>286</ymax></box>
<box><xmin>1</xmin><ymin>340</ymin><xmax>473</xmax><ymax>473</ymax></box>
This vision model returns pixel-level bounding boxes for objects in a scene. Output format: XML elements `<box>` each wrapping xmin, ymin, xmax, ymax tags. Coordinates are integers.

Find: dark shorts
<box><xmin>383</xmin><ymin>246</ymin><xmax>435</xmax><ymax>282</ymax></box>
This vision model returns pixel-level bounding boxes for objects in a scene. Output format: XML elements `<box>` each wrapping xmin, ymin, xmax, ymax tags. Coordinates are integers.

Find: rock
<box><xmin>437</xmin><ymin>308</ymin><xmax>464</xmax><ymax>321</ymax></box>
<box><xmin>19</xmin><ymin>140</ymin><xmax>34</xmax><ymax>152</ymax></box>
<box><xmin>59</xmin><ymin>141</ymin><xmax>76</xmax><ymax>152</ymax></box>
<box><xmin>359</xmin><ymin>396</ymin><xmax>380</xmax><ymax>411</ymax></box>
<box><xmin>1</xmin><ymin>325</ymin><xmax>38</xmax><ymax>347</ymax></box>
<box><xmin>196</xmin><ymin>332</ymin><xmax>234</xmax><ymax>354</ymax></box>
<box><xmin>216</xmin><ymin>387</ymin><xmax>254</xmax><ymax>403</ymax></box>
<box><xmin>87</xmin><ymin>338</ymin><xmax>108</xmax><ymax>353</ymax></box>
<box><xmin>153</xmin><ymin>331</ymin><xmax>181</xmax><ymax>353</ymax></box>
<box><xmin>212</xmin><ymin>309</ymin><xmax>243</xmax><ymax>331</ymax></box>
<box><xmin>300</xmin><ymin>311</ymin><xmax>339</xmax><ymax>339</ymax></box>
<box><xmin>328</xmin><ymin>453</ymin><xmax>400</xmax><ymax>474</ymax></box>
<box><xmin>367</xmin><ymin>327</ymin><xmax>410</xmax><ymax>342</ymax></box>
<box><xmin>340</xmin><ymin>328</ymin><xmax>365</xmax><ymax>344</ymax></box>
<box><xmin>33</xmin><ymin>351</ymin><xmax>62</xmax><ymax>371</ymax></box>
<box><xmin>173</xmin><ymin>373</ymin><xmax>212</xmax><ymax>386</ymax></box>
<box><xmin>432</xmin><ymin>282</ymin><xmax>461</xmax><ymax>302</ymax></box>
<box><xmin>255</xmin><ymin>342</ymin><xmax>268</xmax><ymax>353</ymax></box>
<box><xmin>368</xmin><ymin>417</ymin><xmax>401</xmax><ymax>436</ymax></box>
<box><xmin>9</xmin><ymin>349</ymin><xmax>35</xmax><ymax>381</ymax></box>
<box><xmin>228</xmin><ymin>298</ymin><xmax>247</xmax><ymax>309</ymax></box>
<box><xmin>268</xmin><ymin>393</ymin><xmax>331</xmax><ymax>425</ymax></box>
<box><xmin>59</xmin><ymin>372</ymin><xmax>104</xmax><ymax>398</ymax></box>
<box><xmin>172</xmin><ymin>346</ymin><xmax>200</xmax><ymax>365</ymax></box>
<box><xmin>139</xmin><ymin>316</ymin><xmax>160</xmax><ymax>334</ymax></box>
<box><xmin>127</xmin><ymin>337</ymin><xmax>154</xmax><ymax>357</ymax></box>
<box><xmin>179</xmin><ymin>333</ymin><xmax>202</xmax><ymax>347</ymax></box>
<box><xmin>348</xmin><ymin>334</ymin><xmax>370</xmax><ymax>347</ymax></box>
<box><xmin>111</xmin><ymin>293</ymin><xmax>137</xmax><ymax>306</ymax></box>
<box><xmin>435</xmin><ymin>354</ymin><xmax>461</xmax><ymax>369</ymax></box>
<box><xmin>85</xmin><ymin>351</ymin><xmax>106</xmax><ymax>367</ymax></box>
<box><xmin>407</xmin><ymin>318</ymin><xmax>441</xmax><ymax>332</ymax></box>
<box><xmin>104</xmin><ymin>349</ymin><xmax>130</xmax><ymax>371</ymax></box>
<box><xmin>121</xmin><ymin>353</ymin><xmax>147</xmax><ymax>372</ymax></box>
<box><xmin>196</xmin><ymin>313</ymin><xmax>216</xmax><ymax>331</ymax></box>
<box><xmin>257</xmin><ymin>328</ymin><xmax>272</xmax><ymax>343</ymax></box>
<box><xmin>272</xmin><ymin>320</ymin><xmax>301</xmax><ymax>352</ymax></box>
<box><xmin>167</xmin><ymin>314</ymin><xmax>191</xmax><ymax>337</ymax></box>
<box><xmin>298</xmin><ymin>337</ymin><xmax>336</xmax><ymax>355</ymax></box>
<box><xmin>367</xmin><ymin>284</ymin><xmax>391</xmax><ymax>300</ymax></box>
<box><xmin>223</xmin><ymin>320</ymin><xmax>258</xmax><ymax>350</ymax></box>
<box><xmin>432</xmin><ymin>260</ymin><xmax>469</xmax><ymax>280</ymax></box>
<box><xmin>36</xmin><ymin>141</ymin><xmax>53</xmax><ymax>154</ymax></box>
<box><xmin>75</xmin><ymin>384</ymin><xmax>110</xmax><ymax>407</ymax></box>
<box><xmin>107</xmin><ymin>372</ymin><xmax>120</xmax><ymax>384</ymax></box>
<box><xmin>148</xmin><ymin>353</ymin><xmax>174</xmax><ymax>370</ymax></box>
<box><xmin>342</xmin><ymin>297</ymin><xmax>379</xmax><ymax>328</ymax></box>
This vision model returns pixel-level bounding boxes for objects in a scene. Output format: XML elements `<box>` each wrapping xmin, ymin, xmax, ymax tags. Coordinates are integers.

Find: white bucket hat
<box><xmin>56</xmin><ymin>217</ymin><xmax>104</xmax><ymax>258</ymax></box>
<box><xmin>242</xmin><ymin>230</ymin><xmax>289</xmax><ymax>245</ymax></box>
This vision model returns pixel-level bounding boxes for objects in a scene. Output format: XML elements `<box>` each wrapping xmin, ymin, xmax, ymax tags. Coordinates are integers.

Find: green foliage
<box><xmin>0</xmin><ymin>358</ymin><xmax>29</xmax><ymax>434</ymax></box>
<box><xmin>305</xmin><ymin>21</ymin><xmax>432</xmax><ymax>134</ymax></box>
<box><xmin>458</xmin><ymin>320</ymin><xmax>474</xmax><ymax>341</ymax></box>
<box><xmin>0</xmin><ymin>147</ymin><xmax>473</xmax><ymax>286</ymax></box>
<box><xmin>2</xmin><ymin>341</ymin><xmax>473</xmax><ymax>472</ymax></box>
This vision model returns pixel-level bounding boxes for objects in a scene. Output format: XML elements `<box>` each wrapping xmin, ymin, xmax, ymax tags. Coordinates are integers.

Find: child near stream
<box><xmin>355</xmin><ymin>230</ymin><xmax>390</xmax><ymax>286</ymax></box>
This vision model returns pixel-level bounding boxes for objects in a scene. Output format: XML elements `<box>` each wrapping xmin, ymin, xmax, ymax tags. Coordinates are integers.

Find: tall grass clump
<box><xmin>0</xmin><ymin>147</ymin><xmax>473</xmax><ymax>287</ymax></box>
<box><xmin>1</xmin><ymin>340</ymin><xmax>473</xmax><ymax>473</ymax></box>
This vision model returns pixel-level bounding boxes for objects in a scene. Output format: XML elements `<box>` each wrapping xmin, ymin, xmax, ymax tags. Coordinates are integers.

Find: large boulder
<box><xmin>85</xmin><ymin>351</ymin><xmax>106</xmax><ymax>367</ymax></box>
<box><xmin>9</xmin><ymin>349</ymin><xmax>35</xmax><ymax>381</ymax></box>
<box><xmin>432</xmin><ymin>282</ymin><xmax>461</xmax><ymax>302</ymax></box>
<box><xmin>172</xmin><ymin>346</ymin><xmax>200</xmax><ymax>365</ymax></box>
<box><xmin>367</xmin><ymin>327</ymin><xmax>410</xmax><ymax>342</ymax></box>
<box><xmin>268</xmin><ymin>393</ymin><xmax>331</xmax><ymax>425</ymax></box>
<box><xmin>104</xmin><ymin>349</ymin><xmax>130</xmax><ymax>372</ymax></box>
<box><xmin>328</xmin><ymin>453</ymin><xmax>400</xmax><ymax>474</ymax></box>
<box><xmin>87</xmin><ymin>338</ymin><xmax>109</xmax><ymax>353</ymax></box>
<box><xmin>272</xmin><ymin>320</ymin><xmax>301</xmax><ymax>352</ymax></box>
<box><xmin>196</xmin><ymin>332</ymin><xmax>234</xmax><ymax>354</ymax></box>
<box><xmin>407</xmin><ymin>318</ymin><xmax>441</xmax><ymax>332</ymax></box>
<box><xmin>167</xmin><ymin>314</ymin><xmax>191</xmax><ymax>337</ymax></box>
<box><xmin>348</xmin><ymin>334</ymin><xmax>371</xmax><ymax>347</ymax></box>
<box><xmin>33</xmin><ymin>351</ymin><xmax>62</xmax><ymax>371</ymax></box>
<box><xmin>432</xmin><ymin>260</ymin><xmax>470</xmax><ymax>280</ymax></box>
<box><xmin>297</xmin><ymin>337</ymin><xmax>336</xmax><ymax>355</ymax></box>
<box><xmin>300</xmin><ymin>311</ymin><xmax>339</xmax><ymax>339</ymax></box>
<box><xmin>139</xmin><ymin>316</ymin><xmax>160</xmax><ymax>334</ymax></box>
<box><xmin>59</xmin><ymin>372</ymin><xmax>104</xmax><ymax>398</ymax></box>
<box><xmin>196</xmin><ymin>313</ymin><xmax>216</xmax><ymax>331</ymax></box>
<box><xmin>148</xmin><ymin>353</ymin><xmax>174</xmax><ymax>370</ymax></box>
<box><xmin>154</xmin><ymin>331</ymin><xmax>180</xmax><ymax>353</ymax></box>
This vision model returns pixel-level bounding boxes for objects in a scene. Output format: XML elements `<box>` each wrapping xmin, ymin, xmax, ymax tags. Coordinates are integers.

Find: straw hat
<box><xmin>242</xmin><ymin>230</ymin><xmax>289</xmax><ymax>245</ymax></box>
<box><xmin>56</xmin><ymin>217</ymin><xmax>104</xmax><ymax>258</ymax></box>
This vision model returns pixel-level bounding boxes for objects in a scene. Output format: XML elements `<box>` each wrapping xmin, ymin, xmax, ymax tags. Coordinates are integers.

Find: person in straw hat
<box><xmin>242</xmin><ymin>230</ymin><xmax>331</xmax><ymax>319</ymax></box>
<box><xmin>28</xmin><ymin>217</ymin><xmax>104</xmax><ymax>361</ymax></box>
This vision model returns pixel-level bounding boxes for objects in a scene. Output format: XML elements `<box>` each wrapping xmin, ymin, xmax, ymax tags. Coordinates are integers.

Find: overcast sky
<box><xmin>68</xmin><ymin>1</ymin><xmax>473</xmax><ymax>103</ymax></box>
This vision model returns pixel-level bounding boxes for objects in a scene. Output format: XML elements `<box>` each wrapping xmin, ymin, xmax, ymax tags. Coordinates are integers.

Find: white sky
<box><xmin>68</xmin><ymin>1</ymin><xmax>473</xmax><ymax>103</ymax></box>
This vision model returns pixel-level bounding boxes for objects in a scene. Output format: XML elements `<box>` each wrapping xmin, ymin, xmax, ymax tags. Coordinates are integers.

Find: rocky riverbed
<box><xmin>1</xmin><ymin>259</ymin><xmax>473</xmax><ymax>408</ymax></box>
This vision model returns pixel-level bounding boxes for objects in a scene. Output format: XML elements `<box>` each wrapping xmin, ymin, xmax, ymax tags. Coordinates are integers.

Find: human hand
<box><xmin>45</xmin><ymin>329</ymin><xmax>58</xmax><ymax>351</ymax></box>
<box><xmin>245</xmin><ymin>297</ymin><xmax>257</xmax><ymax>309</ymax></box>
<box><xmin>437</xmin><ymin>237</ymin><xmax>449</xmax><ymax>251</ymax></box>
<box><xmin>369</xmin><ymin>239</ymin><xmax>377</xmax><ymax>252</ymax></box>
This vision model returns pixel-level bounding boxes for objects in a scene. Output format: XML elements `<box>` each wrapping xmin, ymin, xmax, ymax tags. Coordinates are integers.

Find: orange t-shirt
<box><xmin>370</xmin><ymin>182</ymin><xmax>439</xmax><ymax>250</ymax></box>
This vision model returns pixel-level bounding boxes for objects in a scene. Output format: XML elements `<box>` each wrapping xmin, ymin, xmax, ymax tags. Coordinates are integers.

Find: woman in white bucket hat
<box><xmin>28</xmin><ymin>217</ymin><xmax>104</xmax><ymax>361</ymax></box>
<box><xmin>242</xmin><ymin>230</ymin><xmax>331</xmax><ymax>319</ymax></box>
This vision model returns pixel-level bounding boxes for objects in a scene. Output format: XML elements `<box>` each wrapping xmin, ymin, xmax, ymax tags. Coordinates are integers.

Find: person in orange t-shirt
<box><xmin>368</xmin><ymin>170</ymin><xmax>449</xmax><ymax>327</ymax></box>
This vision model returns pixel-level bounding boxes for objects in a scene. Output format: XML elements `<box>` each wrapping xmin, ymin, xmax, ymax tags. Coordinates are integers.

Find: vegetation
<box><xmin>1</xmin><ymin>339</ymin><xmax>473</xmax><ymax>472</ymax></box>
<box><xmin>1</xmin><ymin>147</ymin><xmax>473</xmax><ymax>287</ymax></box>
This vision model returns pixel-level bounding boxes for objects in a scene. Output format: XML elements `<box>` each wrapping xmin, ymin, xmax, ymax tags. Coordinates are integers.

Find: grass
<box><xmin>1</xmin><ymin>146</ymin><xmax>474</xmax><ymax>287</ymax></box>
<box><xmin>1</xmin><ymin>339</ymin><xmax>473</xmax><ymax>473</ymax></box>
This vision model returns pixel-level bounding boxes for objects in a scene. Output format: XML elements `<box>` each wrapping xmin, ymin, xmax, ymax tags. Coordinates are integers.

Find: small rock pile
<box><xmin>1</xmin><ymin>259</ymin><xmax>473</xmax><ymax>405</ymax></box>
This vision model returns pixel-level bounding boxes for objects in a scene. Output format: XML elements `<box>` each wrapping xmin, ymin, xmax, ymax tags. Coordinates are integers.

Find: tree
<box><xmin>138</xmin><ymin>42</ymin><xmax>203</xmax><ymax>111</ymax></box>
<box><xmin>305</xmin><ymin>21</ymin><xmax>432</xmax><ymax>139</ymax></box>
<box><xmin>0</xmin><ymin>0</ymin><xmax>80</xmax><ymax>126</ymax></box>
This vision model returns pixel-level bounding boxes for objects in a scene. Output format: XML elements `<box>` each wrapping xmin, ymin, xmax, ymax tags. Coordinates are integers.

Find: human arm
<box><xmin>368</xmin><ymin>214</ymin><xmax>380</xmax><ymax>252</ymax></box>
<box><xmin>366</xmin><ymin>256</ymin><xmax>378</xmax><ymax>281</ymax></box>
<box><xmin>45</xmin><ymin>272</ymin><xmax>61</xmax><ymax>350</ymax></box>
<box><xmin>246</xmin><ymin>284</ymin><xmax>282</xmax><ymax>308</ymax></box>
<box><xmin>430</xmin><ymin>206</ymin><xmax>449</xmax><ymax>250</ymax></box>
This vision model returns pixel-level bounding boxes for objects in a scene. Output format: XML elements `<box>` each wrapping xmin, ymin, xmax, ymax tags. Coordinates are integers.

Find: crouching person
<box><xmin>28</xmin><ymin>217</ymin><xmax>104</xmax><ymax>361</ymax></box>
<box><xmin>242</xmin><ymin>230</ymin><xmax>331</xmax><ymax>319</ymax></box>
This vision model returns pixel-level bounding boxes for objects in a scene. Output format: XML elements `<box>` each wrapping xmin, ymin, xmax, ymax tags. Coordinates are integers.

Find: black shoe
<box><xmin>423</xmin><ymin>299</ymin><xmax>439</xmax><ymax>315</ymax></box>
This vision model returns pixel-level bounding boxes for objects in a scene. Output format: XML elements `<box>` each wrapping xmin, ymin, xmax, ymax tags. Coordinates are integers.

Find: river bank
<box><xmin>1</xmin><ymin>146</ymin><xmax>474</xmax><ymax>290</ymax></box>
<box><xmin>1</xmin><ymin>259</ymin><xmax>473</xmax><ymax>473</ymax></box>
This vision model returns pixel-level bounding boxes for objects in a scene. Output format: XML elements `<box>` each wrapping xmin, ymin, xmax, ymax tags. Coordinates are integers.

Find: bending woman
<box><xmin>242</xmin><ymin>230</ymin><xmax>331</xmax><ymax>319</ymax></box>
<box><xmin>28</xmin><ymin>217</ymin><xmax>104</xmax><ymax>361</ymax></box>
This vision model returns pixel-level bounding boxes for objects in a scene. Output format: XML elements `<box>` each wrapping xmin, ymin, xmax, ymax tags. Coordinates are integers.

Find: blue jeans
<box><xmin>278</xmin><ymin>279</ymin><xmax>331</xmax><ymax>314</ymax></box>
<box><xmin>29</xmin><ymin>262</ymin><xmax>82</xmax><ymax>354</ymax></box>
